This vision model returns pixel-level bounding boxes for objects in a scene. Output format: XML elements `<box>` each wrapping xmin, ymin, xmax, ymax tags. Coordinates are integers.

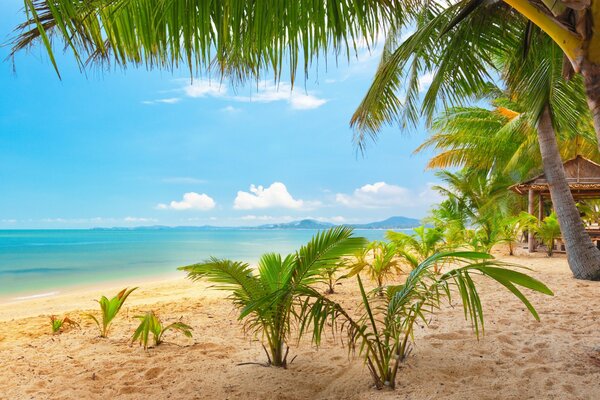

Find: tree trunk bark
<box><xmin>581</xmin><ymin>61</ymin><xmax>600</xmax><ymax>150</ymax></box>
<box><xmin>537</xmin><ymin>105</ymin><xmax>600</xmax><ymax>280</ymax></box>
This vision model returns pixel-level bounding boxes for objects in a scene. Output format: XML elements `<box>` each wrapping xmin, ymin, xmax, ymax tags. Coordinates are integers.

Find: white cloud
<box><xmin>184</xmin><ymin>80</ymin><xmax>227</xmax><ymax>98</ymax></box>
<box><xmin>418</xmin><ymin>72</ymin><xmax>435</xmax><ymax>91</ymax></box>
<box><xmin>221</xmin><ymin>105</ymin><xmax>241</xmax><ymax>113</ymax></box>
<box><xmin>157</xmin><ymin>192</ymin><xmax>216</xmax><ymax>211</ymax></box>
<box><xmin>234</xmin><ymin>182</ymin><xmax>305</xmax><ymax>210</ymax></box>
<box><xmin>180</xmin><ymin>80</ymin><xmax>327</xmax><ymax>110</ymax></box>
<box><xmin>142</xmin><ymin>97</ymin><xmax>181</xmax><ymax>105</ymax></box>
<box><xmin>162</xmin><ymin>177</ymin><xmax>207</xmax><ymax>185</ymax></box>
<box><xmin>336</xmin><ymin>182</ymin><xmax>440</xmax><ymax>209</ymax></box>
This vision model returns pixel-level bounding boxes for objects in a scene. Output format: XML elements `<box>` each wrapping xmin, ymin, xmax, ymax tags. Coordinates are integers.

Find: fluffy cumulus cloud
<box><xmin>157</xmin><ymin>192</ymin><xmax>216</xmax><ymax>211</ymax></box>
<box><xmin>336</xmin><ymin>182</ymin><xmax>441</xmax><ymax>209</ymax></box>
<box><xmin>234</xmin><ymin>182</ymin><xmax>305</xmax><ymax>210</ymax></box>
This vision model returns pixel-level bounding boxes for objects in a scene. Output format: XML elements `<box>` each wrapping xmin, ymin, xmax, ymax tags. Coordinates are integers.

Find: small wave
<box><xmin>12</xmin><ymin>291</ymin><xmax>59</xmax><ymax>301</ymax></box>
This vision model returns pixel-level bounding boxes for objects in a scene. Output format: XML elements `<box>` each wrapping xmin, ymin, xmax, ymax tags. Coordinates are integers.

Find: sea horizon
<box><xmin>0</xmin><ymin>228</ymin><xmax>392</xmax><ymax>301</ymax></box>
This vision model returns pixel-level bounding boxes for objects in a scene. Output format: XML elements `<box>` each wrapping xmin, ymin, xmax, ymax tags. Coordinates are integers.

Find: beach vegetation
<box><xmin>131</xmin><ymin>311</ymin><xmax>193</xmax><ymax>350</ymax></box>
<box><xmin>345</xmin><ymin>241</ymin><xmax>401</xmax><ymax>295</ymax></box>
<box><xmin>318</xmin><ymin>260</ymin><xmax>346</xmax><ymax>295</ymax></box>
<box><xmin>497</xmin><ymin>213</ymin><xmax>538</xmax><ymax>256</ymax></box>
<box><xmin>296</xmin><ymin>251</ymin><xmax>553</xmax><ymax>389</ymax></box>
<box><xmin>387</xmin><ymin>226</ymin><xmax>446</xmax><ymax>272</ymax></box>
<box><xmin>86</xmin><ymin>287</ymin><xmax>137</xmax><ymax>338</ymax></box>
<box><xmin>535</xmin><ymin>213</ymin><xmax>562</xmax><ymax>257</ymax></box>
<box><xmin>50</xmin><ymin>315</ymin><xmax>79</xmax><ymax>334</ymax></box>
<box><xmin>179</xmin><ymin>226</ymin><xmax>367</xmax><ymax>367</ymax></box>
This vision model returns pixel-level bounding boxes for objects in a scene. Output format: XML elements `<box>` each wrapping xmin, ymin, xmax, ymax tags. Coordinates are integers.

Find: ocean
<box><xmin>0</xmin><ymin>229</ymin><xmax>389</xmax><ymax>300</ymax></box>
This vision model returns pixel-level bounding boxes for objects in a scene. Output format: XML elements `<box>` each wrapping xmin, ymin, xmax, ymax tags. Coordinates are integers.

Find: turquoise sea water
<box><xmin>0</xmin><ymin>229</ymin><xmax>389</xmax><ymax>300</ymax></box>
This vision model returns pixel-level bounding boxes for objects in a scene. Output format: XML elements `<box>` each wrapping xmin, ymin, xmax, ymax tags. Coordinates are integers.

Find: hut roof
<box><xmin>510</xmin><ymin>156</ymin><xmax>600</xmax><ymax>197</ymax></box>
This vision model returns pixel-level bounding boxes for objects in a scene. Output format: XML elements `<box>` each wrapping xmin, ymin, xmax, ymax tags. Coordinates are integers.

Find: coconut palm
<box><xmin>294</xmin><ymin>251</ymin><xmax>553</xmax><ymax>389</ymax></box>
<box><xmin>352</xmin><ymin>5</ymin><xmax>600</xmax><ymax>279</ymax></box>
<box><xmin>179</xmin><ymin>226</ymin><xmax>366</xmax><ymax>367</ymax></box>
<box><xmin>417</xmin><ymin>96</ymin><xmax>599</xmax><ymax>181</ymax></box>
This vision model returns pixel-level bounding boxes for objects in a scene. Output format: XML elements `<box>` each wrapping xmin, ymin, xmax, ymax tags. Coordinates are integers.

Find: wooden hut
<box><xmin>509</xmin><ymin>155</ymin><xmax>600</xmax><ymax>253</ymax></box>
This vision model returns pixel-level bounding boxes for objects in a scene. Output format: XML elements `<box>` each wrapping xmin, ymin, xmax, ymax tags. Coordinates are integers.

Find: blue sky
<box><xmin>0</xmin><ymin>1</ymin><xmax>441</xmax><ymax>229</ymax></box>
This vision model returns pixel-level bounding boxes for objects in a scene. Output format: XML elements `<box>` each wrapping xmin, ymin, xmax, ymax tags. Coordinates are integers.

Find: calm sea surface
<box><xmin>0</xmin><ymin>229</ymin><xmax>389</xmax><ymax>299</ymax></box>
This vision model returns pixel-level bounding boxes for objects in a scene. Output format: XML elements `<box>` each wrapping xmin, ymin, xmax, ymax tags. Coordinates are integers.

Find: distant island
<box><xmin>92</xmin><ymin>216</ymin><xmax>422</xmax><ymax>231</ymax></box>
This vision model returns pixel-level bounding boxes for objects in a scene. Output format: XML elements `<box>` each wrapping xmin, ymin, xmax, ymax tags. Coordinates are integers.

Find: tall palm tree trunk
<box><xmin>537</xmin><ymin>105</ymin><xmax>600</xmax><ymax>280</ymax></box>
<box><xmin>582</xmin><ymin>62</ymin><xmax>600</xmax><ymax>147</ymax></box>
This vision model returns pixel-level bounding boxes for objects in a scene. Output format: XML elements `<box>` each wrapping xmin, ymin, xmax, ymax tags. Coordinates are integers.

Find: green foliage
<box><xmin>346</xmin><ymin>241</ymin><xmax>401</xmax><ymax>294</ymax></box>
<box><xmin>131</xmin><ymin>311</ymin><xmax>193</xmax><ymax>350</ymax></box>
<box><xmin>318</xmin><ymin>262</ymin><xmax>345</xmax><ymax>295</ymax></box>
<box><xmin>86</xmin><ymin>287</ymin><xmax>137</xmax><ymax>338</ymax></box>
<box><xmin>179</xmin><ymin>227</ymin><xmax>367</xmax><ymax>367</ymax></box>
<box><xmin>50</xmin><ymin>315</ymin><xmax>79</xmax><ymax>334</ymax></box>
<box><xmin>577</xmin><ymin>200</ymin><xmax>600</xmax><ymax>225</ymax></box>
<box><xmin>535</xmin><ymin>212</ymin><xmax>562</xmax><ymax>257</ymax></box>
<box><xmin>10</xmin><ymin>0</ymin><xmax>398</xmax><ymax>83</ymax></box>
<box><xmin>297</xmin><ymin>251</ymin><xmax>553</xmax><ymax>389</ymax></box>
<box><xmin>497</xmin><ymin>212</ymin><xmax>538</xmax><ymax>255</ymax></box>
<box><xmin>387</xmin><ymin>226</ymin><xmax>446</xmax><ymax>271</ymax></box>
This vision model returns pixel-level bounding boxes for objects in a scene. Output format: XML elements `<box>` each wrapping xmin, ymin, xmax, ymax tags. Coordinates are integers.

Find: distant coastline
<box><xmin>90</xmin><ymin>216</ymin><xmax>423</xmax><ymax>231</ymax></box>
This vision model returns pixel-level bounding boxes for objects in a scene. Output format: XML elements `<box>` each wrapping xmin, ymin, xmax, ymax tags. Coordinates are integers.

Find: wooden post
<box><xmin>538</xmin><ymin>194</ymin><xmax>544</xmax><ymax>221</ymax></box>
<box><xmin>528</xmin><ymin>189</ymin><xmax>536</xmax><ymax>253</ymax></box>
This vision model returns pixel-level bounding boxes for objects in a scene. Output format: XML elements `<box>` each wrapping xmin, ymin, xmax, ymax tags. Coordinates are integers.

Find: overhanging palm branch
<box><xmin>10</xmin><ymin>0</ymin><xmax>402</xmax><ymax>82</ymax></box>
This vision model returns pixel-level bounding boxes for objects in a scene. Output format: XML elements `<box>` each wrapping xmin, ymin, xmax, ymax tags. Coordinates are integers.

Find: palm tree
<box><xmin>351</xmin><ymin>4</ymin><xmax>600</xmax><ymax>279</ymax></box>
<box><xmin>431</xmin><ymin>169</ymin><xmax>518</xmax><ymax>252</ymax></box>
<box><xmin>179</xmin><ymin>226</ymin><xmax>366</xmax><ymax>367</ymax></box>
<box><xmin>417</xmin><ymin>96</ymin><xmax>599</xmax><ymax>180</ymax></box>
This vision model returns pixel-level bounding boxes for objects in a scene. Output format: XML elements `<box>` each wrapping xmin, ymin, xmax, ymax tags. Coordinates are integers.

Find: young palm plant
<box><xmin>387</xmin><ymin>226</ymin><xmax>446</xmax><ymax>272</ymax></box>
<box><xmin>179</xmin><ymin>227</ymin><xmax>367</xmax><ymax>367</ymax></box>
<box><xmin>497</xmin><ymin>212</ymin><xmax>538</xmax><ymax>256</ymax></box>
<box><xmin>296</xmin><ymin>252</ymin><xmax>553</xmax><ymax>390</ymax></box>
<box><xmin>50</xmin><ymin>315</ymin><xmax>79</xmax><ymax>334</ymax></box>
<box><xmin>131</xmin><ymin>311</ymin><xmax>193</xmax><ymax>351</ymax></box>
<box><xmin>86</xmin><ymin>287</ymin><xmax>137</xmax><ymax>338</ymax></box>
<box><xmin>346</xmin><ymin>241</ymin><xmax>401</xmax><ymax>295</ymax></box>
<box><xmin>535</xmin><ymin>213</ymin><xmax>562</xmax><ymax>257</ymax></box>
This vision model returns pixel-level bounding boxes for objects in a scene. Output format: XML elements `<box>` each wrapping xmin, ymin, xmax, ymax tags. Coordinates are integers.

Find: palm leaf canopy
<box><xmin>10</xmin><ymin>0</ymin><xmax>407</xmax><ymax>82</ymax></box>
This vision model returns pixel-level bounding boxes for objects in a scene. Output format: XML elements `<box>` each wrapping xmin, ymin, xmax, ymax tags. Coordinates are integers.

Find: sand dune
<box><xmin>1</xmin><ymin>251</ymin><xmax>599</xmax><ymax>399</ymax></box>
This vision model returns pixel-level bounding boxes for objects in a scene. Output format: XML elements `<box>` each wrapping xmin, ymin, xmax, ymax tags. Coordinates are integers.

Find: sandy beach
<box><xmin>1</xmin><ymin>250</ymin><xmax>599</xmax><ymax>400</ymax></box>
